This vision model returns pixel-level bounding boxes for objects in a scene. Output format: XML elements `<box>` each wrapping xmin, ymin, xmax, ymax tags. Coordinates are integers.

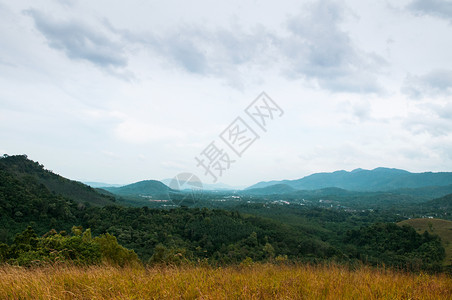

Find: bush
<box><xmin>148</xmin><ymin>244</ymin><xmax>190</xmax><ymax>265</ymax></box>
<box><xmin>94</xmin><ymin>233</ymin><xmax>140</xmax><ymax>266</ymax></box>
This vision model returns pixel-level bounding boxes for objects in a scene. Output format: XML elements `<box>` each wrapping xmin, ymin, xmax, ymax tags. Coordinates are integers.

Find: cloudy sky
<box><xmin>1</xmin><ymin>0</ymin><xmax>452</xmax><ymax>187</ymax></box>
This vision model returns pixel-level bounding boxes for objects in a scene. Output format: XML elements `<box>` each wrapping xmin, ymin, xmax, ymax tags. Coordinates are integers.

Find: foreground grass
<box><xmin>0</xmin><ymin>264</ymin><xmax>451</xmax><ymax>299</ymax></box>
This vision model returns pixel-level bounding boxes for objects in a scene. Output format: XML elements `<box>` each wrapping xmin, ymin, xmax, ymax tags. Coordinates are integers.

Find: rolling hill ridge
<box><xmin>247</xmin><ymin>167</ymin><xmax>452</xmax><ymax>191</ymax></box>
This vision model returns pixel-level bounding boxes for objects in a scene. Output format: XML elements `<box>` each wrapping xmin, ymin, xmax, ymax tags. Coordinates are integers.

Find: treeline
<box><xmin>1</xmin><ymin>206</ymin><xmax>446</xmax><ymax>271</ymax></box>
<box><xmin>344</xmin><ymin>223</ymin><xmax>445</xmax><ymax>272</ymax></box>
<box><xmin>0</xmin><ymin>220</ymin><xmax>445</xmax><ymax>272</ymax></box>
<box><xmin>0</xmin><ymin>226</ymin><xmax>138</xmax><ymax>267</ymax></box>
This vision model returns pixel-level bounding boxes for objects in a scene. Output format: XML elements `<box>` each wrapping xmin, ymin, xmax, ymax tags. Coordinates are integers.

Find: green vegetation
<box><xmin>398</xmin><ymin>218</ymin><xmax>452</xmax><ymax>268</ymax></box>
<box><xmin>344</xmin><ymin>223</ymin><xmax>445</xmax><ymax>271</ymax></box>
<box><xmin>0</xmin><ymin>226</ymin><xmax>139</xmax><ymax>266</ymax></box>
<box><xmin>0</xmin><ymin>154</ymin><xmax>451</xmax><ymax>272</ymax></box>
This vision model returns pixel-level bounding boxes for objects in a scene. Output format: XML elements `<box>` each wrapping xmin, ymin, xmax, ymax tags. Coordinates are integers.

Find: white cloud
<box><xmin>402</xmin><ymin>69</ymin><xmax>452</xmax><ymax>99</ymax></box>
<box><xmin>1</xmin><ymin>0</ymin><xmax>452</xmax><ymax>185</ymax></box>
<box><xmin>280</xmin><ymin>0</ymin><xmax>386</xmax><ymax>93</ymax></box>
<box><xmin>115</xmin><ymin>119</ymin><xmax>186</xmax><ymax>144</ymax></box>
<box><xmin>91</xmin><ymin>1</ymin><xmax>385</xmax><ymax>92</ymax></box>
<box><xmin>408</xmin><ymin>0</ymin><xmax>452</xmax><ymax>23</ymax></box>
<box><xmin>24</xmin><ymin>9</ymin><xmax>133</xmax><ymax>80</ymax></box>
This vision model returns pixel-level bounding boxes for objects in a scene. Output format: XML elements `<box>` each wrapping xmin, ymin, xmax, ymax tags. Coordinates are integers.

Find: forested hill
<box><xmin>102</xmin><ymin>180</ymin><xmax>171</xmax><ymax>197</ymax></box>
<box><xmin>247</xmin><ymin>167</ymin><xmax>452</xmax><ymax>191</ymax></box>
<box><xmin>0</xmin><ymin>154</ymin><xmax>116</xmax><ymax>206</ymax></box>
<box><xmin>242</xmin><ymin>184</ymin><xmax>296</xmax><ymax>195</ymax></box>
<box><xmin>425</xmin><ymin>193</ymin><xmax>452</xmax><ymax>209</ymax></box>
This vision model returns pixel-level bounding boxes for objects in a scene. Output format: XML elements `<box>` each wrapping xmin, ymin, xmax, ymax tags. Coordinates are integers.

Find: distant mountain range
<box><xmin>84</xmin><ymin>167</ymin><xmax>452</xmax><ymax>195</ymax></box>
<box><xmin>2</xmin><ymin>154</ymin><xmax>452</xmax><ymax>214</ymax></box>
<box><xmin>84</xmin><ymin>182</ymin><xmax>124</xmax><ymax>188</ymax></box>
<box><xmin>84</xmin><ymin>180</ymin><xmax>243</xmax><ymax>191</ymax></box>
<box><xmin>242</xmin><ymin>184</ymin><xmax>297</xmax><ymax>195</ymax></box>
<box><xmin>160</xmin><ymin>179</ymin><xmax>243</xmax><ymax>191</ymax></box>
<box><xmin>246</xmin><ymin>167</ymin><xmax>452</xmax><ymax>192</ymax></box>
<box><xmin>4</xmin><ymin>154</ymin><xmax>452</xmax><ymax>204</ymax></box>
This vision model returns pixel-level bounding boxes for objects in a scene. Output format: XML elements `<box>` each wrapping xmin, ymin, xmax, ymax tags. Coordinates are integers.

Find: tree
<box><xmin>94</xmin><ymin>233</ymin><xmax>139</xmax><ymax>266</ymax></box>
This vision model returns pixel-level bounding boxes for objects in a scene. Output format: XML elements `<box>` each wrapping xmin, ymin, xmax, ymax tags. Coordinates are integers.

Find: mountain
<box><xmin>84</xmin><ymin>182</ymin><xmax>124</xmax><ymax>188</ymax></box>
<box><xmin>103</xmin><ymin>180</ymin><xmax>171</xmax><ymax>197</ymax></box>
<box><xmin>161</xmin><ymin>179</ymin><xmax>243</xmax><ymax>191</ymax></box>
<box><xmin>247</xmin><ymin>168</ymin><xmax>452</xmax><ymax>192</ymax></box>
<box><xmin>391</xmin><ymin>184</ymin><xmax>452</xmax><ymax>199</ymax></box>
<box><xmin>0</xmin><ymin>154</ymin><xmax>116</xmax><ymax>206</ymax></box>
<box><xmin>242</xmin><ymin>184</ymin><xmax>296</xmax><ymax>195</ymax></box>
<box><xmin>290</xmin><ymin>187</ymin><xmax>353</xmax><ymax>197</ymax></box>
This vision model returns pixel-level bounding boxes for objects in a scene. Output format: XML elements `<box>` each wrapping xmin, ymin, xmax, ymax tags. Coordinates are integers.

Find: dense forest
<box><xmin>0</xmin><ymin>155</ymin><xmax>449</xmax><ymax>272</ymax></box>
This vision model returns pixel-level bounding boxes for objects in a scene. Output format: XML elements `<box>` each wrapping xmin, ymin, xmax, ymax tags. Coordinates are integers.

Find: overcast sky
<box><xmin>1</xmin><ymin>0</ymin><xmax>452</xmax><ymax>186</ymax></box>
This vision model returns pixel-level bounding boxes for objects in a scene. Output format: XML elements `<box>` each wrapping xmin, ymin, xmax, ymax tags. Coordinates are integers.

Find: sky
<box><xmin>1</xmin><ymin>0</ymin><xmax>452</xmax><ymax>187</ymax></box>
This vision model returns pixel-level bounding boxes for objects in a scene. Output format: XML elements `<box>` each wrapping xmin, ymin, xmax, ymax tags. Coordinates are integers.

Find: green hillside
<box><xmin>398</xmin><ymin>218</ymin><xmax>452</xmax><ymax>267</ymax></box>
<box><xmin>425</xmin><ymin>194</ymin><xmax>452</xmax><ymax>209</ymax></box>
<box><xmin>393</xmin><ymin>185</ymin><xmax>452</xmax><ymax>199</ymax></box>
<box><xmin>0</xmin><ymin>155</ymin><xmax>116</xmax><ymax>206</ymax></box>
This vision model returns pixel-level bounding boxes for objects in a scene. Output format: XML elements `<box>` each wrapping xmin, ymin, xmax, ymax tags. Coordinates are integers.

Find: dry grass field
<box><xmin>0</xmin><ymin>263</ymin><xmax>450</xmax><ymax>299</ymax></box>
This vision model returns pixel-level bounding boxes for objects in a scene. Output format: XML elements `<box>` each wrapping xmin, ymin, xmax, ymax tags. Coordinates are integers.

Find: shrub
<box><xmin>94</xmin><ymin>233</ymin><xmax>140</xmax><ymax>266</ymax></box>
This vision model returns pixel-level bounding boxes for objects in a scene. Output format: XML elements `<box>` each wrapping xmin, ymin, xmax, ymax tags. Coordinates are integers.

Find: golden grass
<box><xmin>0</xmin><ymin>264</ymin><xmax>450</xmax><ymax>299</ymax></box>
